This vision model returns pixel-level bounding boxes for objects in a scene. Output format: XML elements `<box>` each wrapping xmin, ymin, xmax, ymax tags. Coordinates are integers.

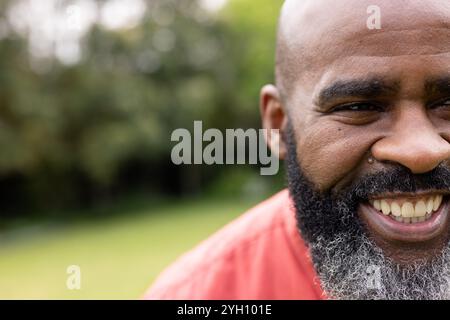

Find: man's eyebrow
<box><xmin>314</xmin><ymin>77</ymin><xmax>400</xmax><ymax>107</ymax></box>
<box><xmin>425</xmin><ymin>76</ymin><xmax>450</xmax><ymax>97</ymax></box>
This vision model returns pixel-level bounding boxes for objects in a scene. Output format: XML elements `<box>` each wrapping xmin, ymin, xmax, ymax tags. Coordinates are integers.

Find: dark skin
<box><xmin>261</xmin><ymin>0</ymin><xmax>450</xmax><ymax>264</ymax></box>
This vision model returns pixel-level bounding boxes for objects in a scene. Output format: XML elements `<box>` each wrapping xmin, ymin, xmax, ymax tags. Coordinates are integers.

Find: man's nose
<box><xmin>371</xmin><ymin>106</ymin><xmax>450</xmax><ymax>174</ymax></box>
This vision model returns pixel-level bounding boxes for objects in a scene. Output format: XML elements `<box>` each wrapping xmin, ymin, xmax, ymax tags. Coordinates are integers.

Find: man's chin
<box><xmin>358</xmin><ymin>195</ymin><xmax>450</xmax><ymax>264</ymax></box>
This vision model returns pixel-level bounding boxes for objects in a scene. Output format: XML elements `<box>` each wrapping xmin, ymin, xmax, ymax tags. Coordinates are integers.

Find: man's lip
<box><xmin>368</xmin><ymin>190</ymin><xmax>450</xmax><ymax>200</ymax></box>
<box><xmin>358</xmin><ymin>198</ymin><xmax>449</xmax><ymax>243</ymax></box>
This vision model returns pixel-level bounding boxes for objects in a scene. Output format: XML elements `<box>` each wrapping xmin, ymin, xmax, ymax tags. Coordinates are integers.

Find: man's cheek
<box><xmin>296</xmin><ymin>125</ymin><xmax>377</xmax><ymax>191</ymax></box>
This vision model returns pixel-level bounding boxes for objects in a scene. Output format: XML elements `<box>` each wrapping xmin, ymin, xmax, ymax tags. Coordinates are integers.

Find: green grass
<box><xmin>0</xmin><ymin>197</ymin><xmax>257</xmax><ymax>299</ymax></box>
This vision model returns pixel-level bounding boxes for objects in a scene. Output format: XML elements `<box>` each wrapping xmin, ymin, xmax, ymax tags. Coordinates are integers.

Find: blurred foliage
<box><xmin>0</xmin><ymin>0</ymin><xmax>284</xmax><ymax>215</ymax></box>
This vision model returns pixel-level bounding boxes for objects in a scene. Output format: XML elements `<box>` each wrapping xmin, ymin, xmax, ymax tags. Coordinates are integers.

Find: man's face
<box><xmin>261</xmin><ymin>0</ymin><xmax>450</xmax><ymax>298</ymax></box>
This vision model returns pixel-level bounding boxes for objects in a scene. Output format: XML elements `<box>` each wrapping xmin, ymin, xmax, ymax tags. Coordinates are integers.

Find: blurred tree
<box><xmin>0</xmin><ymin>0</ymin><xmax>283</xmax><ymax>215</ymax></box>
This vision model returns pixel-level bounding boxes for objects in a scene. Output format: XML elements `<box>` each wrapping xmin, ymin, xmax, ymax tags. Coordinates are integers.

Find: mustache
<box><xmin>340</xmin><ymin>164</ymin><xmax>450</xmax><ymax>203</ymax></box>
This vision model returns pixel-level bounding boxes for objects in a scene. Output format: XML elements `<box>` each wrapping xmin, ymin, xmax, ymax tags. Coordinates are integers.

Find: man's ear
<box><xmin>260</xmin><ymin>84</ymin><xmax>288</xmax><ymax>160</ymax></box>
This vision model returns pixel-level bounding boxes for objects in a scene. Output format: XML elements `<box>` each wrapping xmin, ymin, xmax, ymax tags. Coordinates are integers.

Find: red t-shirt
<box><xmin>143</xmin><ymin>190</ymin><xmax>325</xmax><ymax>299</ymax></box>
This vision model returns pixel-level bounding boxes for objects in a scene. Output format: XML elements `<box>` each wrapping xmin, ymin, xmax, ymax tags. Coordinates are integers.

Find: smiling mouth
<box><xmin>359</xmin><ymin>192</ymin><xmax>450</xmax><ymax>242</ymax></box>
<box><xmin>369</xmin><ymin>195</ymin><xmax>443</xmax><ymax>224</ymax></box>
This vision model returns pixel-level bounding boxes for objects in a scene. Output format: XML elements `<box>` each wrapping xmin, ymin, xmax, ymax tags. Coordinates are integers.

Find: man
<box><xmin>145</xmin><ymin>0</ymin><xmax>450</xmax><ymax>299</ymax></box>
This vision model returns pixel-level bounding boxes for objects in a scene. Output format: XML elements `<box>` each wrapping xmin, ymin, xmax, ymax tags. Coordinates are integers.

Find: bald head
<box><xmin>275</xmin><ymin>0</ymin><xmax>450</xmax><ymax>101</ymax></box>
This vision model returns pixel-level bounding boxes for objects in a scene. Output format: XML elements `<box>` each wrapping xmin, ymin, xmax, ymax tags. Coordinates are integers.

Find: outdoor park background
<box><xmin>0</xmin><ymin>0</ymin><xmax>285</xmax><ymax>299</ymax></box>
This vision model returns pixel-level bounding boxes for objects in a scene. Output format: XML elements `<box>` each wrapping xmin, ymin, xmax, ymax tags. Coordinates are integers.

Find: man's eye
<box><xmin>430</xmin><ymin>99</ymin><xmax>450</xmax><ymax>109</ymax></box>
<box><xmin>331</xmin><ymin>102</ymin><xmax>383</xmax><ymax>113</ymax></box>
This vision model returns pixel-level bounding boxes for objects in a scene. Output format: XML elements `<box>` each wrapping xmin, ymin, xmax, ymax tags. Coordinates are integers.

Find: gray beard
<box><xmin>310</xmin><ymin>232</ymin><xmax>450</xmax><ymax>300</ymax></box>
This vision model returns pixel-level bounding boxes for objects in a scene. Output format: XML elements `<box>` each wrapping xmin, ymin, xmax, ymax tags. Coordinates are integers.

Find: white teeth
<box><xmin>426</xmin><ymin>198</ymin><xmax>434</xmax><ymax>214</ymax></box>
<box><xmin>373</xmin><ymin>200</ymin><xmax>381</xmax><ymax>211</ymax></box>
<box><xmin>402</xmin><ymin>202</ymin><xmax>415</xmax><ymax>218</ymax></box>
<box><xmin>433</xmin><ymin>195</ymin><xmax>443</xmax><ymax>211</ymax></box>
<box><xmin>414</xmin><ymin>201</ymin><xmax>426</xmax><ymax>217</ymax></box>
<box><xmin>369</xmin><ymin>195</ymin><xmax>445</xmax><ymax>224</ymax></box>
<box><xmin>391</xmin><ymin>202</ymin><xmax>401</xmax><ymax>217</ymax></box>
<box><xmin>381</xmin><ymin>200</ymin><xmax>390</xmax><ymax>215</ymax></box>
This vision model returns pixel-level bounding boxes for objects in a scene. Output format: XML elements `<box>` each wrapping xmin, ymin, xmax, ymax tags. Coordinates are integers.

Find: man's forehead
<box><xmin>280</xmin><ymin>0</ymin><xmax>450</xmax><ymax>41</ymax></box>
<box><xmin>278</xmin><ymin>0</ymin><xmax>450</xmax><ymax>93</ymax></box>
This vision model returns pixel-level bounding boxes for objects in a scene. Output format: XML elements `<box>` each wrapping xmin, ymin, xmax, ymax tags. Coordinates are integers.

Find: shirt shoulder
<box><xmin>143</xmin><ymin>190</ymin><xmax>323</xmax><ymax>300</ymax></box>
